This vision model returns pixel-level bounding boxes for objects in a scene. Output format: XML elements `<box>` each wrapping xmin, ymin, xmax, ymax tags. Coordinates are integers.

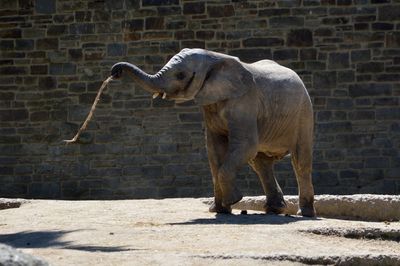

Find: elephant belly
<box><xmin>258</xmin><ymin>144</ymin><xmax>290</xmax><ymax>160</ymax></box>
<box><xmin>257</xmin><ymin>124</ymin><xmax>297</xmax><ymax>160</ymax></box>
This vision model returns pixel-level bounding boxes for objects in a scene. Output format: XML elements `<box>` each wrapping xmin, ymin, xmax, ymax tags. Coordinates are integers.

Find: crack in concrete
<box><xmin>0</xmin><ymin>199</ymin><xmax>26</xmax><ymax>210</ymax></box>
<box><xmin>193</xmin><ymin>254</ymin><xmax>400</xmax><ymax>265</ymax></box>
<box><xmin>301</xmin><ymin>227</ymin><xmax>400</xmax><ymax>242</ymax></box>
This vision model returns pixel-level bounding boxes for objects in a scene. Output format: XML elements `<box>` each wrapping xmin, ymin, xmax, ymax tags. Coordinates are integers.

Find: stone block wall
<box><xmin>0</xmin><ymin>0</ymin><xmax>399</xmax><ymax>199</ymax></box>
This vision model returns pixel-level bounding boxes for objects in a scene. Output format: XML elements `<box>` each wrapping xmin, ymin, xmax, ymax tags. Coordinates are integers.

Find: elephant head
<box><xmin>111</xmin><ymin>48</ymin><xmax>255</xmax><ymax>105</ymax></box>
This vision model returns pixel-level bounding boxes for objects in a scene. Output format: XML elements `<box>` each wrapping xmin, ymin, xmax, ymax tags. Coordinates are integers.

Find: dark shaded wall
<box><xmin>0</xmin><ymin>0</ymin><xmax>399</xmax><ymax>199</ymax></box>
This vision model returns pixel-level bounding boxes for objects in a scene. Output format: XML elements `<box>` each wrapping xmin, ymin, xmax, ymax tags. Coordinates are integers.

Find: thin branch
<box><xmin>63</xmin><ymin>76</ymin><xmax>114</xmax><ymax>145</ymax></box>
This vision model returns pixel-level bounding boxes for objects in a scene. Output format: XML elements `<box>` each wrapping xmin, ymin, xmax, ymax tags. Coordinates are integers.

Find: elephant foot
<box><xmin>209</xmin><ymin>201</ymin><xmax>232</xmax><ymax>214</ymax></box>
<box><xmin>297</xmin><ymin>206</ymin><xmax>316</xmax><ymax>217</ymax></box>
<box><xmin>265</xmin><ymin>195</ymin><xmax>287</xmax><ymax>214</ymax></box>
<box><xmin>298</xmin><ymin>197</ymin><xmax>316</xmax><ymax>217</ymax></box>
<box><xmin>221</xmin><ymin>186</ymin><xmax>243</xmax><ymax>208</ymax></box>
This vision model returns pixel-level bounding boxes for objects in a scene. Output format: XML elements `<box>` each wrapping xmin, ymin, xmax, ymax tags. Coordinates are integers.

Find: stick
<box><xmin>63</xmin><ymin>76</ymin><xmax>114</xmax><ymax>145</ymax></box>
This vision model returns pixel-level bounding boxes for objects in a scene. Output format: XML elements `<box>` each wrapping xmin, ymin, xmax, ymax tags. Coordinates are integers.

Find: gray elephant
<box><xmin>111</xmin><ymin>48</ymin><xmax>315</xmax><ymax>217</ymax></box>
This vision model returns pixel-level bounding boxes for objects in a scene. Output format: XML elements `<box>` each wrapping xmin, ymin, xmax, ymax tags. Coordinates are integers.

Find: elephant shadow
<box><xmin>170</xmin><ymin>213</ymin><xmax>320</xmax><ymax>225</ymax></box>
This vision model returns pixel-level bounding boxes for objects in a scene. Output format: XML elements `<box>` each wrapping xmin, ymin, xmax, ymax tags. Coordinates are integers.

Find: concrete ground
<box><xmin>0</xmin><ymin>198</ymin><xmax>399</xmax><ymax>266</ymax></box>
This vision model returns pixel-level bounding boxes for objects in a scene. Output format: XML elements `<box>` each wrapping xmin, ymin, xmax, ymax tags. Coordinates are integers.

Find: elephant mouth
<box><xmin>152</xmin><ymin>90</ymin><xmax>189</xmax><ymax>102</ymax></box>
<box><xmin>170</xmin><ymin>72</ymin><xmax>195</xmax><ymax>102</ymax></box>
<box><xmin>152</xmin><ymin>91</ymin><xmax>167</xmax><ymax>99</ymax></box>
<box><xmin>175</xmin><ymin>99</ymin><xmax>190</xmax><ymax>104</ymax></box>
<box><xmin>153</xmin><ymin>72</ymin><xmax>196</xmax><ymax>102</ymax></box>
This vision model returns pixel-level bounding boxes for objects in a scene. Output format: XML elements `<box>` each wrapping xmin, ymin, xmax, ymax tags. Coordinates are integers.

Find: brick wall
<box><xmin>0</xmin><ymin>0</ymin><xmax>399</xmax><ymax>199</ymax></box>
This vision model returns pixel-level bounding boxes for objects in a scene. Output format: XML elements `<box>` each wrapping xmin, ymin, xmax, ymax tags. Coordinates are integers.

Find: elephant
<box><xmin>111</xmin><ymin>48</ymin><xmax>316</xmax><ymax>217</ymax></box>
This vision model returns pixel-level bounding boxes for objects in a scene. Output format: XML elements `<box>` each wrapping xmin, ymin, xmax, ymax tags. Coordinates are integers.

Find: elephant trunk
<box><xmin>113</xmin><ymin>62</ymin><xmax>164</xmax><ymax>95</ymax></box>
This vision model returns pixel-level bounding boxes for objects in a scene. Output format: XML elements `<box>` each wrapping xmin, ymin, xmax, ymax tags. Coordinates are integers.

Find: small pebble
<box><xmin>240</xmin><ymin>210</ymin><xmax>247</xmax><ymax>215</ymax></box>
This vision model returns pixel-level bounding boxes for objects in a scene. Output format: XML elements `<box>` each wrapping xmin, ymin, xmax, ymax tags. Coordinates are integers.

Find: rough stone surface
<box><xmin>35</xmin><ymin>0</ymin><xmax>55</xmax><ymax>14</ymax></box>
<box><xmin>0</xmin><ymin>0</ymin><xmax>399</xmax><ymax>199</ymax></box>
<box><xmin>0</xmin><ymin>243</ymin><xmax>48</xmax><ymax>266</ymax></box>
<box><xmin>0</xmin><ymin>198</ymin><xmax>26</xmax><ymax>210</ymax></box>
<box><xmin>1</xmin><ymin>198</ymin><xmax>400</xmax><ymax>266</ymax></box>
<box><xmin>213</xmin><ymin>195</ymin><xmax>400</xmax><ymax>221</ymax></box>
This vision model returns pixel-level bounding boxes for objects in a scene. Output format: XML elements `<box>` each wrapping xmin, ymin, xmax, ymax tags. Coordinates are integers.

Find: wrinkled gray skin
<box><xmin>111</xmin><ymin>48</ymin><xmax>315</xmax><ymax>217</ymax></box>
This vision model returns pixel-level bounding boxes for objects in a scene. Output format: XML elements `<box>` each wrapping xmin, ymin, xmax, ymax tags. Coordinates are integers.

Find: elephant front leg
<box><xmin>205</xmin><ymin>129</ymin><xmax>231</xmax><ymax>214</ymax></box>
<box><xmin>218</xmin><ymin>163</ymin><xmax>243</xmax><ymax>208</ymax></box>
<box><xmin>218</xmin><ymin>120</ymin><xmax>259</xmax><ymax>208</ymax></box>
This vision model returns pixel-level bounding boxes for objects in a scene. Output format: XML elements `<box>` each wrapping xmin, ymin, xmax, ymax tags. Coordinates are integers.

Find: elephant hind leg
<box><xmin>249</xmin><ymin>152</ymin><xmax>286</xmax><ymax>214</ymax></box>
<box><xmin>291</xmin><ymin>130</ymin><xmax>316</xmax><ymax>217</ymax></box>
<box><xmin>208</xmin><ymin>201</ymin><xmax>231</xmax><ymax>214</ymax></box>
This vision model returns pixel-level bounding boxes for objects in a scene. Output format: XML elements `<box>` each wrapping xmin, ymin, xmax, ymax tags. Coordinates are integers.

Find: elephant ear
<box><xmin>194</xmin><ymin>58</ymin><xmax>255</xmax><ymax>106</ymax></box>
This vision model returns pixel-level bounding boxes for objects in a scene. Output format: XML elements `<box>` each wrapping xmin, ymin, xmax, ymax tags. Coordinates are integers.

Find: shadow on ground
<box><xmin>169</xmin><ymin>213</ymin><xmax>320</xmax><ymax>225</ymax></box>
<box><xmin>0</xmin><ymin>230</ymin><xmax>135</xmax><ymax>252</ymax></box>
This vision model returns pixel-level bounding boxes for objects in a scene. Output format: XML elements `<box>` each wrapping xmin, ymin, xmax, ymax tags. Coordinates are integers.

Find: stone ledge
<box><xmin>203</xmin><ymin>194</ymin><xmax>400</xmax><ymax>221</ymax></box>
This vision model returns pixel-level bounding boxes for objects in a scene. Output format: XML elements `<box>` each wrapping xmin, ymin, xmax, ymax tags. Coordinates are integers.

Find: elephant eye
<box><xmin>176</xmin><ymin>72</ymin><xmax>186</xmax><ymax>80</ymax></box>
